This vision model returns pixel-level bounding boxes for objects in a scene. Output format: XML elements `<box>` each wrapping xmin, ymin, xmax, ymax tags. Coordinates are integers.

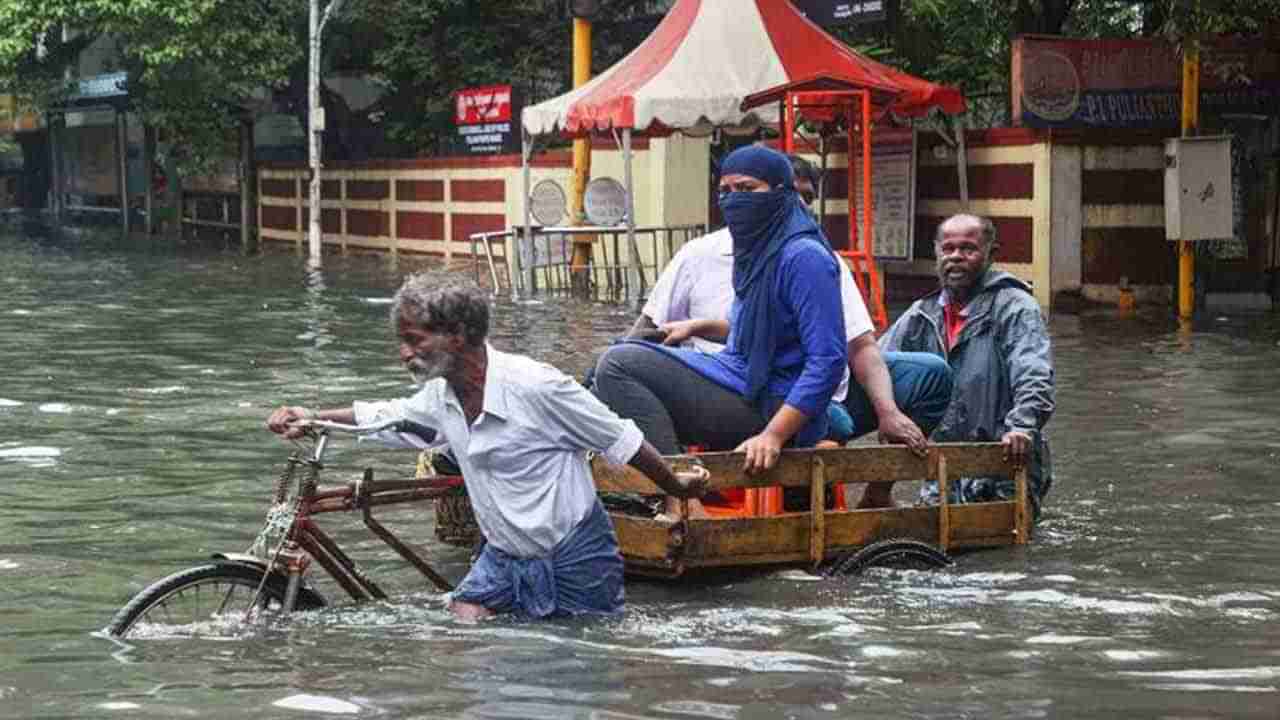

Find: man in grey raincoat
<box><xmin>879</xmin><ymin>213</ymin><xmax>1055</xmax><ymax>518</ymax></box>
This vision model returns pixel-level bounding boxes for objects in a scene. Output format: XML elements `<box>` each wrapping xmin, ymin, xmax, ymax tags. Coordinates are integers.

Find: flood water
<box><xmin>2</xmin><ymin>224</ymin><xmax>1278</xmax><ymax>719</ymax></box>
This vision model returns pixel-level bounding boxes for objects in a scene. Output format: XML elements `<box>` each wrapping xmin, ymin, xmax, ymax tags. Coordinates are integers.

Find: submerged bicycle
<box><xmin>106</xmin><ymin>419</ymin><xmax>462</xmax><ymax>639</ymax></box>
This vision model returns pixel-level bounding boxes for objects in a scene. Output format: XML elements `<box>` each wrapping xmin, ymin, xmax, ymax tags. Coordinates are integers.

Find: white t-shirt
<box><xmin>641</xmin><ymin>227</ymin><xmax>874</xmax><ymax>401</ymax></box>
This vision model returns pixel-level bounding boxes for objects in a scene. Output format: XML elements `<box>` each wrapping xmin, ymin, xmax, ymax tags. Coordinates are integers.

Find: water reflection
<box><xmin>2</xmin><ymin>226</ymin><xmax>1279</xmax><ymax>718</ymax></box>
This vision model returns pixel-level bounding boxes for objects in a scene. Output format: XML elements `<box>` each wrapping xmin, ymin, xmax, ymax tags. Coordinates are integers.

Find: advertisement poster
<box><xmin>454</xmin><ymin>85</ymin><xmax>521</xmax><ymax>155</ymax></box>
<box><xmin>848</xmin><ymin>132</ymin><xmax>916</xmax><ymax>260</ymax></box>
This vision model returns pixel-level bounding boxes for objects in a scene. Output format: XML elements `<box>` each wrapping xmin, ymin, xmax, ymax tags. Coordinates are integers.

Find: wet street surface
<box><xmin>2</xmin><ymin>225</ymin><xmax>1279</xmax><ymax>719</ymax></box>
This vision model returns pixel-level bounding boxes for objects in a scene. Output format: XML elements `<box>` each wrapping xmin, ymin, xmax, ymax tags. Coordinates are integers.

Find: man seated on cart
<box><xmin>621</xmin><ymin>153</ymin><xmax>953</xmax><ymax>509</ymax></box>
<box><xmin>879</xmin><ymin>213</ymin><xmax>1055</xmax><ymax>518</ymax></box>
<box><xmin>593</xmin><ymin>145</ymin><xmax>846</xmax><ymax>479</ymax></box>
<box><xmin>267</xmin><ymin>278</ymin><xmax>705</xmax><ymax>621</ymax></box>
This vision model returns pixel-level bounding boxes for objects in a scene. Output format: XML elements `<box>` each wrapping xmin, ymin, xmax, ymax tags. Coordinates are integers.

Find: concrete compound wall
<box><xmin>259</xmin><ymin>154</ymin><xmax>575</xmax><ymax>258</ymax></box>
<box><xmin>1078</xmin><ymin>143</ymin><xmax>1170</xmax><ymax>304</ymax></box>
<box><xmin>258</xmin><ymin>135</ymin><xmax>710</xmax><ymax>272</ymax></box>
<box><xmin>258</xmin><ymin>127</ymin><xmax>1181</xmax><ymax>310</ymax></box>
<box><xmin>813</xmin><ymin>129</ymin><xmax>1052</xmax><ymax>307</ymax></box>
<box><xmin>850</xmin><ymin>127</ymin><xmax>1171</xmax><ymax>310</ymax></box>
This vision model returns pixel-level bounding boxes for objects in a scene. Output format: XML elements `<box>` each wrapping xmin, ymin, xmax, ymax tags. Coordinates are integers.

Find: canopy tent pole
<box><xmin>518</xmin><ymin>129</ymin><xmax>532</xmax><ymax>300</ymax></box>
<box><xmin>623</xmin><ymin>127</ymin><xmax>643</xmax><ymax>306</ymax></box>
<box><xmin>860</xmin><ymin>89</ymin><xmax>886</xmax><ymax>331</ymax></box>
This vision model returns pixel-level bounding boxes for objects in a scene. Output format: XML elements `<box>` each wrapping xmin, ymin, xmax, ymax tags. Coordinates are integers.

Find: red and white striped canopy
<box><xmin>522</xmin><ymin>0</ymin><xmax>965</xmax><ymax>137</ymax></box>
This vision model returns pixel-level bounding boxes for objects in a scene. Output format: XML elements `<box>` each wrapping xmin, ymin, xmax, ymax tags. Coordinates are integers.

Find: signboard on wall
<box><xmin>69</xmin><ymin>71</ymin><xmax>128</xmax><ymax>103</ymax></box>
<box><xmin>847</xmin><ymin>131</ymin><xmax>916</xmax><ymax>260</ymax></box>
<box><xmin>1012</xmin><ymin>35</ymin><xmax>1280</xmax><ymax>128</ymax></box>
<box><xmin>454</xmin><ymin>84</ymin><xmax>521</xmax><ymax>155</ymax></box>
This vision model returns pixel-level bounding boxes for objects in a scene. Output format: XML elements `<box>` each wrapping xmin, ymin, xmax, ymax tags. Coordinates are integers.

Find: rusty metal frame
<box><xmin>273</xmin><ymin>462</ymin><xmax>463</xmax><ymax>601</ymax></box>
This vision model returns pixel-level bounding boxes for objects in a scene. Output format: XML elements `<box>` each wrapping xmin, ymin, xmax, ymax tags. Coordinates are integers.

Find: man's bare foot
<box><xmin>449</xmin><ymin>599</ymin><xmax>494</xmax><ymax>622</ymax></box>
<box><xmin>855</xmin><ymin>482</ymin><xmax>896</xmax><ymax>510</ymax></box>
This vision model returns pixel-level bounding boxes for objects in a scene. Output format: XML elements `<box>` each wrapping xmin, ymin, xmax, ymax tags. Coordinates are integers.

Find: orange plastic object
<box><xmin>683</xmin><ymin>444</ymin><xmax>784</xmax><ymax>518</ymax></box>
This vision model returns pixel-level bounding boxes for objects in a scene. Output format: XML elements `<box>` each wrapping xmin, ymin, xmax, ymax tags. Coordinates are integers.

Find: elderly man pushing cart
<box><xmin>267</xmin><ymin>277</ymin><xmax>706</xmax><ymax>621</ymax></box>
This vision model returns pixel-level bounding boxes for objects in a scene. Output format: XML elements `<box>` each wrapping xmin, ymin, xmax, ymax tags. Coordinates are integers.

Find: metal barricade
<box><xmin>470</xmin><ymin>224</ymin><xmax>707</xmax><ymax>301</ymax></box>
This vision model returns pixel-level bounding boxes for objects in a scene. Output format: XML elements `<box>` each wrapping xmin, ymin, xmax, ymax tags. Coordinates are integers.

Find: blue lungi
<box><xmin>449</xmin><ymin>499</ymin><xmax>625</xmax><ymax>618</ymax></box>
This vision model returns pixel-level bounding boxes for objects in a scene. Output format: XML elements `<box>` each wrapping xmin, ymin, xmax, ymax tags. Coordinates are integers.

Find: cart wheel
<box><xmin>821</xmin><ymin>538</ymin><xmax>953</xmax><ymax>577</ymax></box>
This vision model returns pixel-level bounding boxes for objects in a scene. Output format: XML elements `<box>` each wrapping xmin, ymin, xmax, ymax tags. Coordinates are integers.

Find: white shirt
<box><xmin>641</xmin><ymin>228</ymin><xmax>874</xmax><ymax>401</ymax></box>
<box><xmin>642</xmin><ymin>228</ymin><xmax>736</xmax><ymax>354</ymax></box>
<box><xmin>353</xmin><ymin>346</ymin><xmax>643</xmax><ymax>559</ymax></box>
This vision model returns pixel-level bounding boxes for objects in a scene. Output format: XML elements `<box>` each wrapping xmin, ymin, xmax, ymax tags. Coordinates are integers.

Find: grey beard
<box><xmin>407</xmin><ymin>354</ymin><xmax>453</xmax><ymax>385</ymax></box>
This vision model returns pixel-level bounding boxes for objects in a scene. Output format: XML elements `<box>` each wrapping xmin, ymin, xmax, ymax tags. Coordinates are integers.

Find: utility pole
<box><xmin>569</xmin><ymin>1</ymin><xmax>598</xmax><ymax>288</ymax></box>
<box><xmin>1178</xmin><ymin>41</ymin><xmax>1199</xmax><ymax>319</ymax></box>
<box><xmin>308</xmin><ymin>0</ymin><xmax>344</xmax><ymax>266</ymax></box>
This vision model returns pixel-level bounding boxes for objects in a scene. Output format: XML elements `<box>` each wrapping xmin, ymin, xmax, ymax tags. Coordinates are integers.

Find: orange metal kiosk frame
<box><xmin>779</xmin><ymin>88</ymin><xmax>889</xmax><ymax>332</ymax></box>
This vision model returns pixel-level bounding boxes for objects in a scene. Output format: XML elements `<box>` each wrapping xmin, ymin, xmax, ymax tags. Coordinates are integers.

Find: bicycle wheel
<box><xmin>106</xmin><ymin>562</ymin><xmax>326</xmax><ymax>638</ymax></box>
<box><xmin>821</xmin><ymin>538</ymin><xmax>953</xmax><ymax>577</ymax></box>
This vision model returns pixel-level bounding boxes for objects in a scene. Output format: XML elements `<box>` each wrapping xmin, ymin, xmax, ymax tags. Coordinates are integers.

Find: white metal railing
<box><xmin>470</xmin><ymin>223</ymin><xmax>707</xmax><ymax>301</ymax></box>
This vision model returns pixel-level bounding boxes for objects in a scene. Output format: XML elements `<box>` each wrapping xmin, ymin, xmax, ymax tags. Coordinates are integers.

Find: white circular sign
<box><xmin>529</xmin><ymin>179</ymin><xmax>567</xmax><ymax>227</ymax></box>
<box><xmin>584</xmin><ymin>177</ymin><xmax>628</xmax><ymax>226</ymax></box>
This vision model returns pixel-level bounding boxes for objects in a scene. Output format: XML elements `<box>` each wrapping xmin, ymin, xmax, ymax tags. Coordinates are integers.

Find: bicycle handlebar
<box><xmin>300</xmin><ymin>418</ymin><xmax>437</xmax><ymax>443</ymax></box>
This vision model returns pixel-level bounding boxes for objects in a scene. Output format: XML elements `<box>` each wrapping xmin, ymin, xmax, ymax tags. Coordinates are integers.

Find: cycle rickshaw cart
<box><xmin>106</xmin><ymin>417</ymin><xmax>1029</xmax><ymax>639</ymax></box>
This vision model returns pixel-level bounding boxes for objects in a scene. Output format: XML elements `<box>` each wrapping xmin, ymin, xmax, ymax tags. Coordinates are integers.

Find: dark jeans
<box><xmin>841</xmin><ymin>351</ymin><xmax>953</xmax><ymax>439</ymax></box>
<box><xmin>592</xmin><ymin>343</ymin><xmax>766</xmax><ymax>455</ymax></box>
<box><xmin>784</xmin><ymin>351</ymin><xmax>953</xmax><ymax>510</ymax></box>
<box><xmin>594</xmin><ymin>345</ymin><xmax>952</xmax><ymax>452</ymax></box>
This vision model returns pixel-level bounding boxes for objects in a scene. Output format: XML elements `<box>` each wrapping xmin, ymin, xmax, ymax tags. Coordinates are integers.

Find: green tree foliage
<box><xmin>0</xmin><ymin>0</ymin><xmax>667</xmax><ymax>161</ymax></box>
<box><xmin>357</xmin><ymin>0</ymin><xmax>663</xmax><ymax>154</ymax></box>
<box><xmin>838</xmin><ymin>0</ymin><xmax>1279</xmax><ymax>126</ymax></box>
<box><xmin>1149</xmin><ymin>0</ymin><xmax>1280</xmax><ymax>39</ymax></box>
<box><xmin>2</xmin><ymin>0</ymin><xmax>1274</xmax><ymax>163</ymax></box>
<box><xmin>0</xmin><ymin>0</ymin><xmax>300</xmax><ymax>173</ymax></box>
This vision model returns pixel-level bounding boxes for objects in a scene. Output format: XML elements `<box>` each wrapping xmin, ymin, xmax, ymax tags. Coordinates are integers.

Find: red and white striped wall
<box><xmin>258</xmin><ymin>154</ymin><xmax>573</xmax><ymax>258</ymax></box>
<box><xmin>807</xmin><ymin>128</ymin><xmax>1182</xmax><ymax>309</ymax></box>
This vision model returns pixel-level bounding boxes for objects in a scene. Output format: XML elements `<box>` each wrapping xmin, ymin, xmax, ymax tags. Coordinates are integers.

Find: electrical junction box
<box><xmin>1164</xmin><ymin>135</ymin><xmax>1233</xmax><ymax>241</ymax></box>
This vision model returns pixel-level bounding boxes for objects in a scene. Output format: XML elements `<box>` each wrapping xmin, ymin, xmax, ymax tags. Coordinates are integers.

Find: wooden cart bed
<box><xmin>591</xmin><ymin>442</ymin><xmax>1029</xmax><ymax>578</ymax></box>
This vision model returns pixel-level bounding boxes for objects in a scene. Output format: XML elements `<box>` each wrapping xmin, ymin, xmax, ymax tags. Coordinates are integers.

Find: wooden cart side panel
<box><xmin>610</xmin><ymin>514</ymin><xmax>679</xmax><ymax>564</ymax></box>
<box><xmin>678</xmin><ymin>502</ymin><xmax>1019</xmax><ymax>568</ymax></box>
<box><xmin>591</xmin><ymin>443</ymin><xmax>1010</xmax><ymax>494</ymax></box>
<box><xmin>948</xmin><ymin>502</ymin><xmax>1017</xmax><ymax>540</ymax></box>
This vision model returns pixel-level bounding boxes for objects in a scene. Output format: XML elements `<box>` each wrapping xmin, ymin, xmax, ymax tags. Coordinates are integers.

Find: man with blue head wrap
<box><xmin>594</xmin><ymin>144</ymin><xmax>847</xmax><ymax>473</ymax></box>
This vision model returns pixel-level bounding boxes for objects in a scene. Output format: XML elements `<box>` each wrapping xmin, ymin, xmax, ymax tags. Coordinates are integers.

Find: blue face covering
<box><xmin>719</xmin><ymin>187</ymin><xmax>788</xmax><ymax>255</ymax></box>
<box><xmin>716</xmin><ymin>145</ymin><xmax>828</xmax><ymax>409</ymax></box>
